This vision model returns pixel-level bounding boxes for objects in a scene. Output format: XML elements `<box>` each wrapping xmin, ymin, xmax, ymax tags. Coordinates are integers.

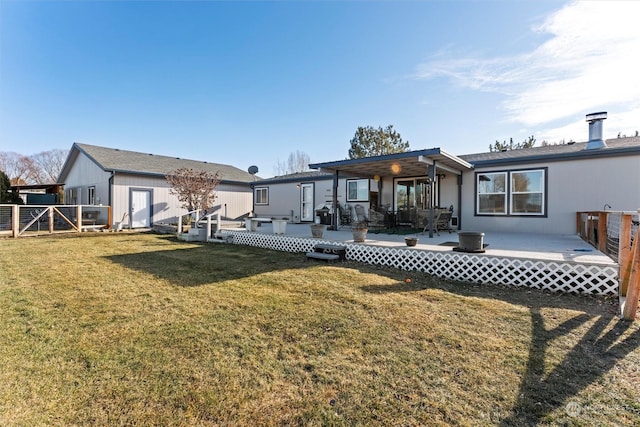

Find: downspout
<box><xmin>457</xmin><ymin>173</ymin><xmax>463</xmax><ymax>230</ymax></box>
<box><xmin>108</xmin><ymin>171</ymin><xmax>114</xmax><ymax>228</ymax></box>
<box><xmin>249</xmin><ymin>181</ymin><xmax>255</xmax><ymax>217</ymax></box>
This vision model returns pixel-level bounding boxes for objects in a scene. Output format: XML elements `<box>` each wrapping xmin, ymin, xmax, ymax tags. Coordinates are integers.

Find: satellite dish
<box><xmin>248</xmin><ymin>165</ymin><xmax>259</xmax><ymax>175</ymax></box>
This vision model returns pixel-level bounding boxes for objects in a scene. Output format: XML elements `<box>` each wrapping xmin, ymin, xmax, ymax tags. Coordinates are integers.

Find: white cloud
<box><xmin>416</xmin><ymin>1</ymin><xmax>640</xmax><ymax>134</ymax></box>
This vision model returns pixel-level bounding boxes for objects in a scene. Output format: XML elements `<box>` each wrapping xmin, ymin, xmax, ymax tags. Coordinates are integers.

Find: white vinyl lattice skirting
<box><xmin>222</xmin><ymin>231</ymin><xmax>619</xmax><ymax>296</ymax></box>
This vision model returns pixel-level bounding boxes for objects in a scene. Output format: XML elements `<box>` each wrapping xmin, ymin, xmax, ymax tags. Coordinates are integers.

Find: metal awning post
<box><xmin>428</xmin><ymin>162</ymin><xmax>436</xmax><ymax>238</ymax></box>
<box><xmin>331</xmin><ymin>171</ymin><xmax>339</xmax><ymax>230</ymax></box>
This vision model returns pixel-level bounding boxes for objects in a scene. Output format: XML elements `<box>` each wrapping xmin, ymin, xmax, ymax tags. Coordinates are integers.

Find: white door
<box><xmin>131</xmin><ymin>190</ymin><xmax>151</xmax><ymax>228</ymax></box>
<box><xmin>300</xmin><ymin>183</ymin><xmax>314</xmax><ymax>222</ymax></box>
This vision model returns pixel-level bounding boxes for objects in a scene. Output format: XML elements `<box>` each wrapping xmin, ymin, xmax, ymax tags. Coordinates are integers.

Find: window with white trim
<box><xmin>88</xmin><ymin>186</ymin><xmax>96</xmax><ymax>205</ymax></box>
<box><xmin>511</xmin><ymin>169</ymin><xmax>545</xmax><ymax>215</ymax></box>
<box><xmin>255</xmin><ymin>187</ymin><xmax>268</xmax><ymax>205</ymax></box>
<box><xmin>346</xmin><ymin>179</ymin><xmax>369</xmax><ymax>202</ymax></box>
<box><xmin>476</xmin><ymin>169</ymin><xmax>546</xmax><ymax>216</ymax></box>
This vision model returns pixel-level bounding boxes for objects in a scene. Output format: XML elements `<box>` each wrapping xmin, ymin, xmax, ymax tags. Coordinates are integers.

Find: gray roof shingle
<box><xmin>460</xmin><ymin>136</ymin><xmax>640</xmax><ymax>166</ymax></box>
<box><xmin>73</xmin><ymin>143</ymin><xmax>257</xmax><ymax>183</ymax></box>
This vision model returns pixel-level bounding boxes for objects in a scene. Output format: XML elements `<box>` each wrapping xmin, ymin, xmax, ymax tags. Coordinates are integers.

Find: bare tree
<box><xmin>0</xmin><ymin>152</ymin><xmax>37</xmax><ymax>185</ymax></box>
<box><xmin>0</xmin><ymin>149</ymin><xmax>69</xmax><ymax>184</ymax></box>
<box><xmin>166</xmin><ymin>168</ymin><xmax>221</xmax><ymax>213</ymax></box>
<box><xmin>31</xmin><ymin>149</ymin><xmax>68</xmax><ymax>183</ymax></box>
<box><xmin>273</xmin><ymin>150</ymin><xmax>311</xmax><ymax>176</ymax></box>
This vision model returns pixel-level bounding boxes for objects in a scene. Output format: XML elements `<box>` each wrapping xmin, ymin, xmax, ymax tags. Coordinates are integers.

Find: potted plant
<box><xmin>310</xmin><ymin>223</ymin><xmax>324</xmax><ymax>238</ymax></box>
<box><xmin>351</xmin><ymin>221</ymin><xmax>368</xmax><ymax>242</ymax></box>
<box><xmin>404</xmin><ymin>236</ymin><xmax>418</xmax><ymax>247</ymax></box>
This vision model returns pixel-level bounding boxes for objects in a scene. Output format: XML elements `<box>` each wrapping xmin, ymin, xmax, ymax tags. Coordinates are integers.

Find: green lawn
<box><xmin>1</xmin><ymin>232</ymin><xmax>639</xmax><ymax>426</ymax></box>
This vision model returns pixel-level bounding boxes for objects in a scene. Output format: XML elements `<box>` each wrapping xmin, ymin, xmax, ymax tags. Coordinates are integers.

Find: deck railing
<box><xmin>577</xmin><ymin>210</ymin><xmax>640</xmax><ymax>320</ymax></box>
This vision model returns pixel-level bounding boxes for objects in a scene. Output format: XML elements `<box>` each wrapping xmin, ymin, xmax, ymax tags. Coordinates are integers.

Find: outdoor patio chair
<box><xmin>418</xmin><ymin>209</ymin><xmax>442</xmax><ymax>235</ymax></box>
<box><xmin>339</xmin><ymin>204</ymin><xmax>352</xmax><ymax>226</ymax></box>
<box><xmin>435</xmin><ymin>210</ymin><xmax>453</xmax><ymax>233</ymax></box>
<box><xmin>368</xmin><ymin>209</ymin><xmax>385</xmax><ymax>230</ymax></box>
<box><xmin>354</xmin><ymin>204</ymin><xmax>367</xmax><ymax>224</ymax></box>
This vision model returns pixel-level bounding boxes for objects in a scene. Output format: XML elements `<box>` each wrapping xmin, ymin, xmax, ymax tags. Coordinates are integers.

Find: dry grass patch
<box><xmin>1</xmin><ymin>232</ymin><xmax>639</xmax><ymax>426</ymax></box>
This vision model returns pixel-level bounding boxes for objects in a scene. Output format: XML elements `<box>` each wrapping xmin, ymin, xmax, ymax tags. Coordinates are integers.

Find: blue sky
<box><xmin>1</xmin><ymin>1</ymin><xmax>639</xmax><ymax>177</ymax></box>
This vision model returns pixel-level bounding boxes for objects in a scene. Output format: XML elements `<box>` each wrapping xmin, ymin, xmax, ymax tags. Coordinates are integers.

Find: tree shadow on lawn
<box><xmin>361</xmin><ymin>275</ymin><xmax>640</xmax><ymax>426</ymax></box>
<box><xmin>104</xmin><ymin>237</ymin><xmax>312</xmax><ymax>287</ymax></box>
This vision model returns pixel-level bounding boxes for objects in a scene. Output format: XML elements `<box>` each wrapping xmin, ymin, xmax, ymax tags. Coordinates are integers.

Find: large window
<box><xmin>346</xmin><ymin>179</ymin><xmax>369</xmax><ymax>202</ymax></box>
<box><xmin>476</xmin><ymin>169</ymin><xmax>546</xmax><ymax>216</ymax></box>
<box><xmin>255</xmin><ymin>187</ymin><xmax>268</xmax><ymax>205</ymax></box>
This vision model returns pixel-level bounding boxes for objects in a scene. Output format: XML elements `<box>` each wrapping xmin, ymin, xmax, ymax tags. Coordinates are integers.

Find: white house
<box><xmin>254</xmin><ymin>113</ymin><xmax>640</xmax><ymax>236</ymax></box>
<box><xmin>58</xmin><ymin>143</ymin><xmax>256</xmax><ymax>228</ymax></box>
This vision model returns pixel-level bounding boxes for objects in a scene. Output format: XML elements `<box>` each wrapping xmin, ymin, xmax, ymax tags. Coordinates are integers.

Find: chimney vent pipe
<box><xmin>585</xmin><ymin>112</ymin><xmax>607</xmax><ymax>150</ymax></box>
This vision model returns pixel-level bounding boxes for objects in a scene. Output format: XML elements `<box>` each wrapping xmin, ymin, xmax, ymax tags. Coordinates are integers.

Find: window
<box><xmin>67</xmin><ymin>188</ymin><xmax>77</xmax><ymax>204</ymax></box>
<box><xmin>477</xmin><ymin>172</ymin><xmax>507</xmax><ymax>214</ymax></box>
<box><xmin>88</xmin><ymin>187</ymin><xmax>96</xmax><ymax>205</ymax></box>
<box><xmin>511</xmin><ymin>170</ymin><xmax>544</xmax><ymax>215</ymax></box>
<box><xmin>476</xmin><ymin>169</ymin><xmax>546</xmax><ymax>216</ymax></box>
<box><xmin>255</xmin><ymin>187</ymin><xmax>268</xmax><ymax>205</ymax></box>
<box><xmin>346</xmin><ymin>179</ymin><xmax>369</xmax><ymax>202</ymax></box>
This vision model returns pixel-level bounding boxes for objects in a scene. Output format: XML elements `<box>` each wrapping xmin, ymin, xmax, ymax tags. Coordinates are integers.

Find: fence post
<box><xmin>619</xmin><ymin>214</ymin><xmax>633</xmax><ymax>297</ymax></box>
<box><xmin>622</xmin><ymin>229</ymin><xmax>640</xmax><ymax>320</ymax></box>
<box><xmin>48</xmin><ymin>206</ymin><xmax>54</xmax><ymax>233</ymax></box>
<box><xmin>12</xmin><ymin>205</ymin><xmax>19</xmax><ymax>238</ymax></box>
<box><xmin>76</xmin><ymin>205</ymin><xmax>82</xmax><ymax>231</ymax></box>
<box><xmin>598</xmin><ymin>212</ymin><xmax>607</xmax><ymax>252</ymax></box>
<box><xmin>576</xmin><ymin>212</ymin><xmax>582</xmax><ymax>235</ymax></box>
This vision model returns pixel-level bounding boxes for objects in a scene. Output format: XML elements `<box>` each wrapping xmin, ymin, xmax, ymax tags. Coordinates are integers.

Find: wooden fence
<box><xmin>577</xmin><ymin>211</ymin><xmax>640</xmax><ymax>320</ymax></box>
<box><xmin>0</xmin><ymin>204</ymin><xmax>112</xmax><ymax>238</ymax></box>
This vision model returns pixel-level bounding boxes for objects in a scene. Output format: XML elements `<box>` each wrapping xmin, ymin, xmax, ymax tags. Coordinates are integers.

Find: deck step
<box><xmin>306</xmin><ymin>252</ymin><xmax>340</xmax><ymax>262</ymax></box>
<box><xmin>313</xmin><ymin>244</ymin><xmax>347</xmax><ymax>261</ymax></box>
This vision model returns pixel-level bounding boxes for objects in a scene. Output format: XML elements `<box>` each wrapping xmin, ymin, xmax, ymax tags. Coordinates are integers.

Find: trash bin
<box><xmin>316</xmin><ymin>207</ymin><xmax>331</xmax><ymax>225</ymax></box>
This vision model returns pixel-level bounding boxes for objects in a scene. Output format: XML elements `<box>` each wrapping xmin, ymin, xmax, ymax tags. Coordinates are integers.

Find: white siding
<box><xmin>62</xmin><ymin>154</ymin><xmax>111</xmax><ymax>205</ymax></box>
<box><xmin>461</xmin><ymin>154</ymin><xmax>640</xmax><ymax>234</ymax></box>
<box><xmin>112</xmin><ymin>174</ymin><xmax>252</xmax><ymax>227</ymax></box>
<box><xmin>253</xmin><ymin>177</ymin><xmax>388</xmax><ymax>223</ymax></box>
<box><xmin>253</xmin><ymin>179</ymin><xmax>334</xmax><ymax>222</ymax></box>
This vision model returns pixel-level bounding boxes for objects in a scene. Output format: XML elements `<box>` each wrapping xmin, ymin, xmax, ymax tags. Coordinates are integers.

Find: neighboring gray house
<box><xmin>58</xmin><ymin>143</ymin><xmax>256</xmax><ymax>228</ymax></box>
<box><xmin>255</xmin><ymin>113</ymin><xmax>640</xmax><ymax>235</ymax></box>
<box><xmin>250</xmin><ymin>171</ymin><xmax>334</xmax><ymax>223</ymax></box>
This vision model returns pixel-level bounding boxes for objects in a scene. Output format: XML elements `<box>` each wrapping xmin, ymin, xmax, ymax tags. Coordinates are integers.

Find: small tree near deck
<box><xmin>166</xmin><ymin>168</ymin><xmax>221</xmax><ymax>217</ymax></box>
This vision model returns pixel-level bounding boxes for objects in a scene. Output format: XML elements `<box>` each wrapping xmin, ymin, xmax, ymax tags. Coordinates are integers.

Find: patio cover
<box><xmin>309</xmin><ymin>148</ymin><xmax>473</xmax><ymax>237</ymax></box>
<box><xmin>308</xmin><ymin>148</ymin><xmax>473</xmax><ymax>178</ymax></box>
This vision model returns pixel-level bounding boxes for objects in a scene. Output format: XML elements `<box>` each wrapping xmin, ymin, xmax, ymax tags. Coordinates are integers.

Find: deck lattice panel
<box><xmin>221</xmin><ymin>231</ymin><xmax>618</xmax><ymax>296</ymax></box>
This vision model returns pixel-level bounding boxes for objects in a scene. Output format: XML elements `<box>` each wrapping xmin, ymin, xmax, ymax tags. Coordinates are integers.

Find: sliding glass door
<box><xmin>395</xmin><ymin>177</ymin><xmax>433</xmax><ymax>225</ymax></box>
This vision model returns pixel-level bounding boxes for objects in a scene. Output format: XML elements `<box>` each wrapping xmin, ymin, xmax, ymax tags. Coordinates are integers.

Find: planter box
<box><xmin>457</xmin><ymin>232</ymin><xmax>485</xmax><ymax>252</ymax></box>
<box><xmin>272</xmin><ymin>219</ymin><xmax>287</xmax><ymax>234</ymax></box>
<box><xmin>310</xmin><ymin>224</ymin><xmax>324</xmax><ymax>238</ymax></box>
<box><xmin>404</xmin><ymin>237</ymin><xmax>418</xmax><ymax>247</ymax></box>
<box><xmin>352</xmin><ymin>228</ymin><xmax>367</xmax><ymax>242</ymax></box>
<box><xmin>245</xmin><ymin>219</ymin><xmax>258</xmax><ymax>232</ymax></box>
